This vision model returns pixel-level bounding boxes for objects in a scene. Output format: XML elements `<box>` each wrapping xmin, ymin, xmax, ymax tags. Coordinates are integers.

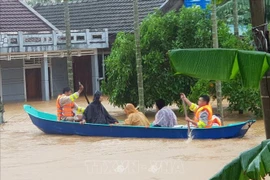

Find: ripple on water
<box><xmin>0</xmin><ymin>99</ymin><xmax>267</xmax><ymax>180</ymax></box>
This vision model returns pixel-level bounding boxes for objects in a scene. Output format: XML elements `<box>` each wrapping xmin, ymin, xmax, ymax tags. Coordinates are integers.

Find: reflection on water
<box><xmin>0</xmin><ymin>97</ymin><xmax>267</xmax><ymax>180</ymax></box>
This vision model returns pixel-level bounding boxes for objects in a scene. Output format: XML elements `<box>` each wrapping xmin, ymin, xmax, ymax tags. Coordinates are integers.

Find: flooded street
<box><xmin>0</xmin><ymin>97</ymin><xmax>267</xmax><ymax>180</ymax></box>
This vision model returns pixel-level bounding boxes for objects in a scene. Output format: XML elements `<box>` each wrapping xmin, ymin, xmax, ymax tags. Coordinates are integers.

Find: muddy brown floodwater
<box><xmin>0</xmin><ymin>97</ymin><xmax>267</xmax><ymax>180</ymax></box>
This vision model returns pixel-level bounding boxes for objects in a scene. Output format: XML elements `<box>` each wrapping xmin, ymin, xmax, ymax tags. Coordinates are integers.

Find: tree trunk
<box><xmin>249</xmin><ymin>0</ymin><xmax>270</xmax><ymax>139</ymax></box>
<box><xmin>132</xmin><ymin>0</ymin><xmax>145</xmax><ymax>113</ymax></box>
<box><xmin>212</xmin><ymin>0</ymin><xmax>224</xmax><ymax>125</ymax></box>
<box><xmin>233</xmin><ymin>0</ymin><xmax>239</xmax><ymax>36</ymax></box>
<box><xmin>64</xmin><ymin>0</ymin><xmax>74</xmax><ymax>92</ymax></box>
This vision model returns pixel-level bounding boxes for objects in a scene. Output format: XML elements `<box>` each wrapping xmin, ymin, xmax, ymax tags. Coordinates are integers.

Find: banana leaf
<box><xmin>210</xmin><ymin>140</ymin><xmax>270</xmax><ymax>180</ymax></box>
<box><xmin>267</xmin><ymin>53</ymin><xmax>270</xmax><ymax>65</ymax></box>
<box><xmin>168</xmin><ymin>48</ymin><xmax>270</xmax><ymax>88</ymax></box>
<box><xmin>237</xmin><ymin>50</ymin><xmax>269</xmax><ymax>88</ymax></box>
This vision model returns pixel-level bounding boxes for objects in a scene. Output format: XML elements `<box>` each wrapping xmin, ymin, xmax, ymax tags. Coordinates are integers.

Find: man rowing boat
<box><xmin>180</xmin><ymin>93</ymin><xmax>221</xmax><ymax>128</ymax></box>
<box><xmin>56</xmin><ymin>85</ymin><xmax>85</xmax><ymax>122</ymax></box>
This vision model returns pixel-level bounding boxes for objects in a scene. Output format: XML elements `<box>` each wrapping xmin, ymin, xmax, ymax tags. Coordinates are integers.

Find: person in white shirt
<box><xmin>153</xmin><ymin>99</ymin><xmax>178</xmax><ymax>127</ymax></box>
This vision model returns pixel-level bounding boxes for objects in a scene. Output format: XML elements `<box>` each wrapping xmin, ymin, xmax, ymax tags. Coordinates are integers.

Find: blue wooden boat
<box><xmin>24</xmin><ymin>104</ymin><xmax>256</xmax><ymax>139</ymax></box>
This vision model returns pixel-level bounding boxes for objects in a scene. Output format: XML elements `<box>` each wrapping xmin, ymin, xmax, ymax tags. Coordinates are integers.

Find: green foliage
<box><xmin>188</xmin><ymin>79</ymin><xmax>216</xmax><ymax>103</ymax></box>
<box><xmin>102</xmin><ymin>10</ymin><xmax>197</xmax><ymax>108</ymax></box>
<box><xmin>210</xmin><ymin>140</ymin><xmax>270</xmax><ymax>180</ymax></box>
<box><xmin>102</xmin><ymin>32</ymin><xmax>138</xmax><ymax>107</ymax></box>
<box><xmin>173</xmin><ymin>7</ymin><xmax>212</xmax><ymax>48</ymax></box>
<box><xmin>102</xmin><ymin>7</ymin><xmax>255</xmax><ymax>108</ymax></box>
<box><xmin>222</xmin><ymin>76</ymin><xmax>262</xmax><ymax>117</ymax></box>
<box><xmin>217</xmin><ymin>0</ymin><xmax>251</xmax><ymax>25</ymax></box>
<box><xmin>217</xmin><ymin>0</ymin><xmax>270</xmax><ymax>25</ymax></box>
<box><xmin>187</xmin><ymin>77</ymin><xmax>262</xmax><ymax>117</ymax></box>
<box><xmin>218</xmin><ymin>22</ymin><xmax>254</xmax><ymax>50</ymax></box>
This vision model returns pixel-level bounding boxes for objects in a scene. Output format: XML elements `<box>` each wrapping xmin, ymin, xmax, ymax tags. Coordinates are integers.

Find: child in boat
<box><xmin>180</xmin><ymin>93</ymin><xmax>221</xmax><ymax>128</ymax></box>
<box><xmin>123</xmin><ymin>103</ymin><xmax>150</xmax><ymax>126</ymax></box>
<box><xmin>81</xmin><ymin>91</ymin><xmax>118</xmax><ymax>124</ymax></box>
<box><xmin>56</xmin><ymin>86</ymin><xmax>85</xmax><ymax>122</ymax></box>
<box><xmin>152</xmin><ymin>99</ymin><xmax>178</xmax><ymax>127</ymax></box>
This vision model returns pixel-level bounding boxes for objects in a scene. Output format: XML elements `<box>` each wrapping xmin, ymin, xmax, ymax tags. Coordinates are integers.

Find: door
<box><xmin>73</xmin><ymin>56</ymin><xmax>93</xmax><ymax>95</ymax></box>
<box><xmin>26</xmin><ymin>68</ymin><xmax>42</xmax><ymax>100</ymax></box>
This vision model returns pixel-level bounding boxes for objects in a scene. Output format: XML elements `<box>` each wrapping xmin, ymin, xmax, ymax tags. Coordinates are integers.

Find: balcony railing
<box><xmin>0</xmin><ymin>29</ymin><xmax>109</xmax><ymax>54</ymax></box>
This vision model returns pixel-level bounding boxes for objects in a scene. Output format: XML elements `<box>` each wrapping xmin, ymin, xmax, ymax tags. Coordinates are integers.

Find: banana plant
<box><xmin>210</xmin><ymin>140</ymin><xmax>270</xmax><ymax>180</ymax></box>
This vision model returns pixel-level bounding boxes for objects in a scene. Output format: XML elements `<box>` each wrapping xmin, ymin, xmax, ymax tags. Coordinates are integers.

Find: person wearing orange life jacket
<box><xmin>56</xmin><ymin>85</ymin><xmax>85</xmax><ymax>122</ymax></box>
<box><xmin>180</xmin><ymin>93</ymin><xmax>221</xmax><ymax>128</ymax></box>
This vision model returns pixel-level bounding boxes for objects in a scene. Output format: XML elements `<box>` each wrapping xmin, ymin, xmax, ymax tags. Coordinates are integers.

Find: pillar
<box><xmin>102</xmin><ymin>51</ymin><xmax>105</xmax><ymax>79</ymax></box>
<box><xmin>41</xmin><ymin>57</ymin><xmax>50</xmax><ymax>101</ymax></box>
<box><xmin>91</xmin><ymin>53</ymin><xmax>100</xmax><ymax>94</ymax></box>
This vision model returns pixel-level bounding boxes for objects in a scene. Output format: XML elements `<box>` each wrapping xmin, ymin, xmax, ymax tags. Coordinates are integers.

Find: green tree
<box><xmin>102</xmin><ymin>10</ymin><xmax>196</xmax><ymax>108</ymax></box>
<box><xmin>102</xmin><ymin>8</ymin><xmax>251</xmax><ymax>109</ymax></box>
<box><xmin>217</xmin><ymin>0</ymin><xmax>270</xmax><ymax>25</ymax></box>
<box><xmin>222</xmin><ymin>76</ymin><xmax>262</xmax><ymax>117</ymax></box>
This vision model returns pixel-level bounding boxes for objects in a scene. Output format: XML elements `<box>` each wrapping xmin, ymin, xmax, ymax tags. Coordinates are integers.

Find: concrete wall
<box><xmin>51</xmin><ymin>58</ymin><xmax>68</xmax><ymax>98</ymax></box>
<box><xmin>0</xmin><ymin>60</ymin><xmax>25</xmax><ymax>102</ymax></box>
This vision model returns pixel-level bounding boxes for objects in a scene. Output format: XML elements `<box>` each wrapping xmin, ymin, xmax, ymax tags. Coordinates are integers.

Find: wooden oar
<box><xmin>79</xmin><ymin>82</ymin><xmax>90</xmax><ymax>104</ymax></box>
<box><xmin>182</xmin><ymin>99</ymin><xmax>191</xmax><ymax>139</ymax></box>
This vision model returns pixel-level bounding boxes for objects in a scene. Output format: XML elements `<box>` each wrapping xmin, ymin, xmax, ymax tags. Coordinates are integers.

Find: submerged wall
<box><xmin>0</xmin><ymin>60</ymin><xmax>25</xmax><ymax>102</ymax></box>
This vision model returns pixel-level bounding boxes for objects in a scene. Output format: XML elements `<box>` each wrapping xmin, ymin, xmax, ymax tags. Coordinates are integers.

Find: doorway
<box><xmin>25</xmin><ymin>68</ymin><xmax>51</xmax><ymax>100</ymax></box>
<box><xmin>26</xmin><ymin>68</ymin><xmax>42</xmax><ymax>100</ymax></box>
<box><xmin>73</xmin><ymin>56</ymin><xmax>93</xmax><ymax>95</ymax></box>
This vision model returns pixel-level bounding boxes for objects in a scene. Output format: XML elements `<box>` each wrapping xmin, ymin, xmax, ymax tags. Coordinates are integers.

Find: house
<box><xmin>34</xmin><ymin>0</ymin><xmax>184</xmax><ymax>79</ymax></box>
<box><xmin>35</xmin><ymin>0</ymin><xmax>183</xmax><ymax>49</ymax></box>
<box><xmin>0</xmin><ymin>0</ymin><xmax>183</xmax><ymax>103</ymax></box>
<box><xmin>0</xmin><ymin>0</ymin><xmax>109</xmax><ymax>102</ymax></box>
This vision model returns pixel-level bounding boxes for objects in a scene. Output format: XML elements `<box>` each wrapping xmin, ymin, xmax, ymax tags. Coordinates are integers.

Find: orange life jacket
<box><xmin>212</xmin><ymin>115</ymin><xmax>222</xmax><ymax>127</ymax></box>
<box><xmin>56</xmin><ymin>94</ymin><xmax>75</xmax><ymax>120</ymax></box>
<box><xmin>194</xmin><ymin>104</ymin><xmax>213</xmax><ymax>128</ymax></box>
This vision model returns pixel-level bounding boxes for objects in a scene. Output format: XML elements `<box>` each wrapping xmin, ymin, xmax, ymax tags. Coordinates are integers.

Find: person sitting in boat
<box><xmin>56</xmin><ymin>85</ymin><xmax>85</xmax><ymax>122</ymax></box>
<box><xmin>81</xmin><ymin>91</ymin><xmax>118</xmax><ymax>124</ymax></box>
<box><xmin>180</xmin><ymin>93</ymin><xmax>221</xmax><ymax>128</ymax></box>
<box><xmin>123</xmin><ymin>103</ymin><xmax>150</xmax><ymax>126</ymax></box>
<box><xmin>152</xmin><ymin>99</ymin><xmax>178</xmax><ymax>127</ymax></box>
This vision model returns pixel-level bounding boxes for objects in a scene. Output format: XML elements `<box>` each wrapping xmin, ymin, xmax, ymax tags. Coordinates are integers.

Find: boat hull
<box><xmin>24</xmin><ymin>105</ymin><xmax>255</xmax><ymax>139</ymax></box>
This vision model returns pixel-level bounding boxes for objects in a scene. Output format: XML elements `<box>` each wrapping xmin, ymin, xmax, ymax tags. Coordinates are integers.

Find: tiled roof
<box><xmin>0</xmin><ymin>0</ymin><xmax>58</xmax><ymax>33</ymax></box>
<box><xmin>34</xmin><ymin>0</ymin><xmax>168</xmax><ymax>34</ymax></box>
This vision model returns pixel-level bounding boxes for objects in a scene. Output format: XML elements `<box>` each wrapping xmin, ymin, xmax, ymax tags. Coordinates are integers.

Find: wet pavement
<box><xmin>0</xmin><ymin>97</ymin><xmax>267</xmax><ymax>180</ymax></box>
